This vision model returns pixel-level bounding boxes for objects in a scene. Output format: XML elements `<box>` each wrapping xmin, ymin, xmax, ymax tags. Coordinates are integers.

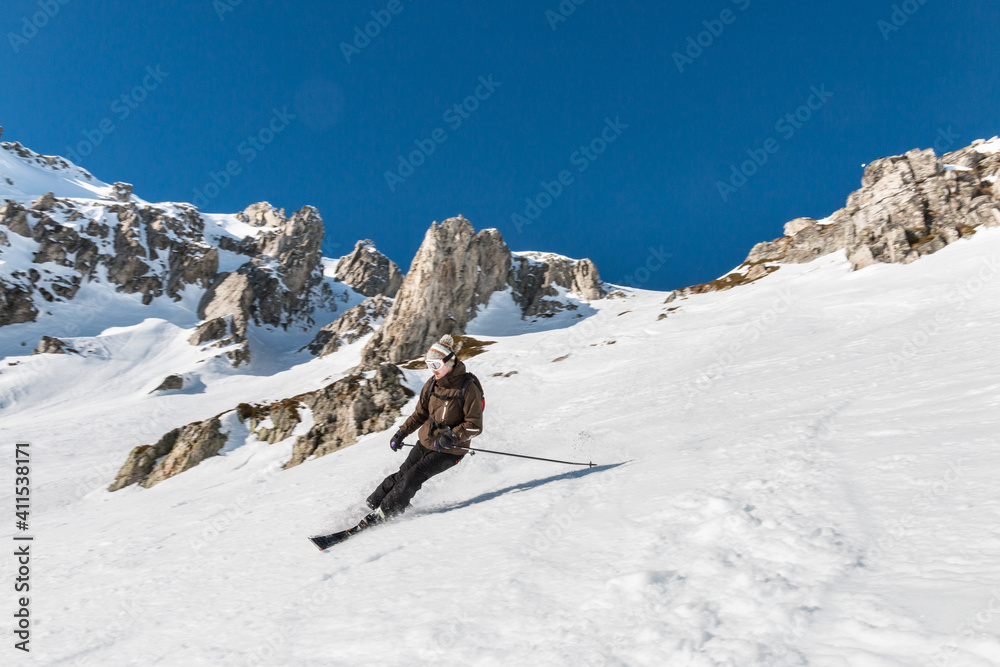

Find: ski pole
<box><xmin>403</xmin><ymin>443</ymin><xmax>595</xmax><ymax>467</ymax></box>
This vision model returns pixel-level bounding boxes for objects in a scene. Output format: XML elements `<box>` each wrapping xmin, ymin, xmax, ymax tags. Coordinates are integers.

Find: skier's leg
<box><xmin>366</xmin><ymin>445</ymin><xmax>425</xmax><ymax>509</ymax></box>
<box><xmin>380</xmin><ymin>450</ymin><xmax>462</xmax><ymax>515</ymax></box>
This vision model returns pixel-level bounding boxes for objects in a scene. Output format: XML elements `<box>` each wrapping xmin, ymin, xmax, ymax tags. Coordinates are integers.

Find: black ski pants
<box><xmin>367</xmin><ymin>445</ymin><xmax>462</xmax><ymax>515</ymax></box>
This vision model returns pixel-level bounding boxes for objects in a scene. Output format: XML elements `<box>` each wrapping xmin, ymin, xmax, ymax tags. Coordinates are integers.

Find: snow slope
<box><xmin>0</xmin><ymin>141</ymin><xmax>119</xmax><ymax>203</ymax></box>
<box><xmin>2</xmin><ymin>227</ymin><xmax>1000</xmax><ymax>666</ymax></box>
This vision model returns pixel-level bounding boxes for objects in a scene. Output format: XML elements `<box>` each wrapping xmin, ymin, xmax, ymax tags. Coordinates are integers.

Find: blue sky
<box><xmin>2</xmin><ymin>0</ymin><xmax>998</xmax><ymax>290</ymax></box>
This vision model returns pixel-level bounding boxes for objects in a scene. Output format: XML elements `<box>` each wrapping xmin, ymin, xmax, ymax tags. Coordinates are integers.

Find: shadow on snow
<box><xmin>425</xmin><ymin>462</ymin><xmax>630</xmax><ymax>515</ymax></box>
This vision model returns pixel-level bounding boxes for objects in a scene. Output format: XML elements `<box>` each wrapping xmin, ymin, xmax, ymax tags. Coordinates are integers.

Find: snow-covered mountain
<box><xmin>0</xmin><ymin>139</ymin><xmax>382</xmax><ymax>367</ymax></box>
<box><xmin>0</xmin><ymin>138</ymin><xmax>603</xmax><ymax>367</ymax></box>
<box><xmin>2</xmin><ymin>136</ymin><xmax>1000</xmax><ymax>666</ymax></box>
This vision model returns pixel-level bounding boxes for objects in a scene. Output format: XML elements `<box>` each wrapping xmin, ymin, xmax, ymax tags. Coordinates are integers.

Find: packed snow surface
<box><xmin>2</xmin><ymin>228</ymin><xmax>1000</xmax><ymax>666</ymax></box>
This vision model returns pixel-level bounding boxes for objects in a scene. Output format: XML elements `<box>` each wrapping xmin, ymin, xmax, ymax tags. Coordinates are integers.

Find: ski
<box><xmin>309</xmin><ymin>509</ymin><xmax>386</xmax><ymax>550</ymax></box>
<box><xmin>308</xmin><ymin>526</ymin><xmax>358</xmax><ymax>550</ymax></box>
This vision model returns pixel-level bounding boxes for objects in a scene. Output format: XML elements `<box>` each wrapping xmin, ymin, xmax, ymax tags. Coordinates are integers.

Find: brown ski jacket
<box><xmin>398</xmin><ymin>360</ymin><xmax>483</xmax><ymax>456</ymax></box>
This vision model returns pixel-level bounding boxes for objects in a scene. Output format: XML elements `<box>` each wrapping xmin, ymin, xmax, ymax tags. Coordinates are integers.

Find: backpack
<box><xmin>421</xmin><ymin>373</ymin><xmax>485</xmax><ymax>415</ymax></box>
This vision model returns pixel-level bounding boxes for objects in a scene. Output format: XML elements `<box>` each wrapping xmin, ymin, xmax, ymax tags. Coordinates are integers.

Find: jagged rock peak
<box><xmin>334</xmin><ymin>239</ymin><xmax>403</xmax><ymax>298</ymax></box>
<box><xmin>360</xmin><ymin>215</ymin><xmax>607</xmax><ymax>366</ymax></box>
<box><xmin>237</xmin><ymin>201</ymin><xmax>287</xmax><ymax>228</ymax></box>
<box><xmin>361</xmin><ymin>215</ymin><xmax>512</xmax><ymax>365</ymax></box>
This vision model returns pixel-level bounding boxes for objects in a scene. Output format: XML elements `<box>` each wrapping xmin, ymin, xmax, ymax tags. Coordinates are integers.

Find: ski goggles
<box><xmin>425</xmin><ymin>350</ymin><xmax>455</xmax><ymax>371</ymax></box>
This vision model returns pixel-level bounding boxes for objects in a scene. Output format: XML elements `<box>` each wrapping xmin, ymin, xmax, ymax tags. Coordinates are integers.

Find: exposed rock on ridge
<box><xmin>190</xmin><ymin>203</ymin><xmax>331</xmax><ymax>365</ymax></box>
<box><xmin>361</xmin><ymin>216</ymin><xmax>606</xmax><ymax>366</ymax></box>
<box><xmin>1</xmin><ymin>181</ymin><xmax>336</xmax><ymax>365</ymax></box>
<box><xmin>674</xmin><ymin>138</ymin><xmax>1000</xmax><ymax>297</ymax></box>
<box><xmin>334</xmin><ymin>240</ymin><xmax>403</xmax><ymax>298</ymax></box>
<box><xmin>511</xmin><ymin>251</ymin><xmax>605</xmax><ymax>317</ymax></box>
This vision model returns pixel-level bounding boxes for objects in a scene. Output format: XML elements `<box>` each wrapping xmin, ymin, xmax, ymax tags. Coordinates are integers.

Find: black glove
<box><xmin>389</xmin><ymin>430</ymin><xmax>406</xmax><ymax>452</ymax></box>
<box><xmin>434</xmin><ymin>430</ymin><xmax>458</xmax><ymax>452</ymax></box>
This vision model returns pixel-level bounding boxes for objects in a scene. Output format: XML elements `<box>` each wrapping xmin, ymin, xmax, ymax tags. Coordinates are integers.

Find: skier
<box><xmin>363</xmin><ymin>334</ymin><xmax>484</xmax><ymax>523</ymax></box>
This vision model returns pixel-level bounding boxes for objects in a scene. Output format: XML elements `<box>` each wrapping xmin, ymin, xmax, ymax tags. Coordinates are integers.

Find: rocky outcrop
<box><xmin>1</xmin><ymin>193</ymin><xmax>219</xmax><ymax>312</ymax></box>
<box><xmin>304</xmin><ymin>294</ymin><xmax>392</xmax><ymax>357</ymax></box>
<box><xmin>243</xmin><ymin>399</ymin><xmax>304</xmax><ymax>444</ymax></box>
<box><xmin>675</xmin><ymin>138</ymin><xmax>1000</xmax><ymax>297</ymax></box>
<box><xmin>510</xmin><ymin>252</ymin><xmax>605</xmax><ymax>317</ymax></box>
<box><xmin>783</xmin><ymin>217</ymin><xmax>816</xmax><ymax>237</ymax></box>
<box><xmin>151</xmin><ymin>374</ymin><xmax>185</xmax><ymax>392</ymax></box>
<box><xmin>108</xmin><ymin>428</ymin><xmax>181</xmax><ymax>491</ymax></box>
<box><xmin>33</xmin><ymin>335</ymin><xmax>76</xmax><ymax>355</ymax></box>
<box><xmin>361</xmin><ymin>216</ymin><xmax>606</xmax><ymax>366</ymax></box>
<box><xmin>283</xmin><ymin>364</ymin><xmax>413</xmax><ymax>468</ymax></box>
<box><xmin>186</xmin><ymin>203</ymin><xmax>333</xmax><ymax>365</ymax></box>
<box><xmin>237</xmin><ymin>203</ymin><xmax>328</xmax><ymax>319</ymax></box>
<box><xmin>109</xmin><ymin>364</ymin><xmax>413</xmax><ymax>490</ymax></box>
<box><xmin>334</xmin><ymin>240</ymin><xmax>403</xmax><ymax>298</ymax></box>
<box><xmin>1</xmin><ymin>200</ymin><xmax>32</xmax><ymax>236</ymax></box>
<box><xmin>0</xmin><ymin>282</ymin><xmax>37</xmax><ymax>326</ymax></box>
<box><xmin>110</xmin><ymin>182</ymin><xmax>133</xmax><ymax>202</ymax></box>
<box><xmin>1</xmin><ymin>140</ymin><xmax>88</xmax><ymax>178</ymax></box>
<box><xmin>108</xmin><ymin>417</ymin><xmax>228</xmax><ymax>491</ymax></box>
<box><xmin>752</xmin><ymin>142</ymin><xmax>1000</xmax><ymax>268</ymax></box>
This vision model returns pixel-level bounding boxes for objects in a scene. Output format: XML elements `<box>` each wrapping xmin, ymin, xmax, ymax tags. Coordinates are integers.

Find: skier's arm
<box><xmin>398</xmin><ymin>381</ymin><xmax>430</xmax><ymax>436</ymax></box>
<box><xmin>451</xmin><ymin>382</ymin><xmax>483</xmax><ymax>443</ymax></box>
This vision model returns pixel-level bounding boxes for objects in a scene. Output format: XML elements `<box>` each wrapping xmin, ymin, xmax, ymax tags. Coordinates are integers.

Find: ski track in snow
<box><xmin>1</xmin><ymin>230</ymin><xmax>1000</xmax><ymax>665</ymax></box>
